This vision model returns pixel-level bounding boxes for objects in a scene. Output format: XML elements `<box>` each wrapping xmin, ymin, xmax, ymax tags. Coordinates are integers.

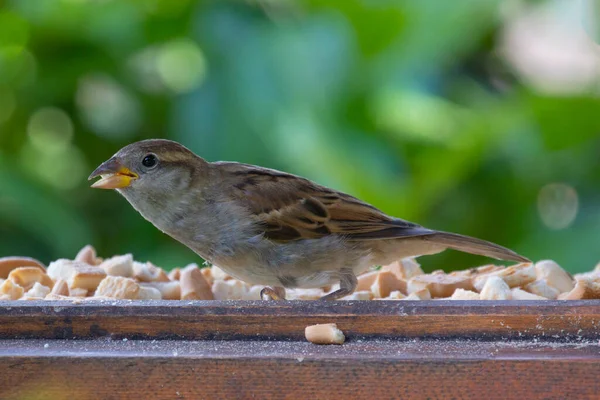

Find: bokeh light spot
<box><xmin>27</xmin><ymin>107</ymin><xmax>74</xmax><ymax>153</ymax></box>
<box><xmin>76</xmin><ymin>73</ymin><xmax>141</xmax><ymax>139</ymax></box>
<box><xmin>156</xmin><ymin>39</ymin><xmax>207</xmax><ymax>94</ymax></box>
<box><xmin>537</xmin><ymin>183</ymin><xmax>579</xmax><ymax>230</ymax></box>
<box><xmin>20</xmin><ymin>142</ymin><xmax>88</xmax><ymax>190</ymax></box>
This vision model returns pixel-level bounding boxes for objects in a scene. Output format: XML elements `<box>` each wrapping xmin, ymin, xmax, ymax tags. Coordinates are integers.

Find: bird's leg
<box><xmin>260</xmin><ymin>286</ymin><xmax>287</xmax><ymax>300</ymax></box>
<box><xmin>319</xmin><ymin>269</ymin><xmax>357</xmax><ymax>301</ymax></box>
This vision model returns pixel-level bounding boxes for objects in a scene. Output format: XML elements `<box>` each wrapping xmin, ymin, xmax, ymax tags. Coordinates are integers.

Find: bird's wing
<box><xmin>216</xmin><ymin>162</ymin><xmax>432</xmax><ymax>243</ymax></box>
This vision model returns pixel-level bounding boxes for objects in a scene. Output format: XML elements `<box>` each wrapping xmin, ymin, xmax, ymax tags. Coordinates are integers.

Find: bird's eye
<box><xmin>142</xmin><ymin>154</ymin><xmax>158</xmax><ymax>168</ymax></box>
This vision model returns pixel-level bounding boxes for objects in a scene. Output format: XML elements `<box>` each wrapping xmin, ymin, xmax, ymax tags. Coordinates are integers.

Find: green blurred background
<box><xmin>0</xmin><ymin>0</ymin><xmax>598</xmax><ymax>273</ymax></box>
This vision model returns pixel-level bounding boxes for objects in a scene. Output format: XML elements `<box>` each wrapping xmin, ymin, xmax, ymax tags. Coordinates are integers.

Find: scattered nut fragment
<box><xmin>305</xmin><ymin>323</ymin><xmax>345</xmax><ymax>345</ymax></box>
<box><xmin>137</xmin><ymin>286</ymin><xmax>162</xmax><ymax>300</ymax></box>
<box><xmin>180</xmin><ymin>264</ymin><xmax>213</xmax><ymax>300</ymax></box>
<box><xmin>133</xmin><ymin>261</ymin><xmax>170</xmax><ymax>282</ymax></box>
<box><xmin>200</xmin><ymin>267</ymin><xmax>213</xmax><ymax>285</ymax></box>
<box><xmin>535</xmin><ymin>260</ymin><xmax>574</xmax><ymax>293</ymax></box>
<box><xmin>342</xmin><ymin>290</ymin><xmax>374</xmax><ymax>300</ymax></box>
<box><xmin>99</xmin><ymin>255</ymin><xmax>134</xmax><ymax>277</ymax></box>
<box><xmin>8</xmin><ymin>267</ymin><xmax>53</xmax><ymax>291</ymax></box>
<box><xmin>0</xmin><ymin>257</ymin><xmax>46</xmax><ymax>279</ymax></box>
<box><xmin>141</xmin><ymin>281</ymin><xmax>180</xmax><ymax>300</ymax></box>
<box><xmin>51</xmin><ymin>280</ymin><xmax>69</xmax><ymax>296</ymax></box>
<box><xmin>168</xmin><ymin>268</ymin><xmax>181</xmax><ymax>281</ymax></box>
<box><xmin>26</xmin><ymin>282</ymin><xmax>51</xmax><ymax>298</ymax></box>
<box><xmin>381</xmin><ymin>290</ymin><xmax>405</xmax><ymax>300</ymax></box>
<box><xmin>473</xmin><ymin>263</ymin><xmax>536</xmax><ymax>291</ymax></box>
<box><xmin>0</xmin><ymin>251</ymin><xmax>594</xmax><ymax>301</ymax></box>
<box><xmin>524</xmin><ymin>280</ymin><xmax>560</xmax><ymax>300</ymax></box>
<box><xmin>356</xmin><ymin>271</ymin><xmax>379</xmax><ymax>291</ymax></box>
<box><xmin>96</xmin><ymin>276</ymin><xmax>140</xmax><ymax>299</ymax></box>
<box><xmin>403</xmin><ymin>288</ymin><xmax>431</xmax><ymax>300</ymax></box>
<box><xmin>69</xmin><ymin>288</ymin><xmax>88</xmax><ymax>297</ymax></box>
<box><xmin>212</xmin><ymin>280</ymin><xmax>248</xmax><ymax>300</ymax></box>
<box><xmin>450</xmin><ymin>289</ymin><xmax>480</xmax><ymax>300</ymax></box>
<box><xmin>68</xmin><ymin>265</ymin><xmax>107</xmax><ymax>291</ymax></box>
<box><xmin>408</xmin><ymin>274</ymin><xmax>473</xmax><ymax>298</ymax></box>
<box><xmin>75</xmin><ymin>245</ymin><xmax>102</xmax><ymax>266</ymax></box>
<box><xmin>480</xmin><ymin>276</ymin><xmax>511</xmax><ymax>300</ymax></box>
<box><xmin>370</xmin><ymin>270</ymin><xmax>406</xmax><ymax>298</ymax></box>
<box><xmin>242</xmin><ymin>285</ymin><xmax>264</xmax><ymax>300</ymax></box>
<box><xmin>382</xmin><ymin>257</ymin><xmax>423</xmax><ymax>280</ymax></box>
<box><xmin>511</xmin><ymin>288</ymin><xmax>547</xmax><ymax>300</ymax></box>
<box><xmin>210</xmin><ymin>265</ymin><xmax>232</xmax><ymax>281</ymax></box>
<box><xmin>287</xmin><ymin>288</ymin><xmax>324</xmax><ymax>300</ymax></box>
<box><xmin>44</xmin><ymin>294</ymin><xmax>73</xmax><ymax>301</ymax></box>
<box><xmin>558</xmin><ymin>279</ymin><xmax>600</xmax><ymax>300</ymax></box>
<box><xmin>0</xmin><ymin>279</ymin><xmax>24</xmax><ymax>300</ymax></box>
<box><xmin>47</xmin><ymin>259</ymin><xmax>78</xmax><ymax>282</ymax></box>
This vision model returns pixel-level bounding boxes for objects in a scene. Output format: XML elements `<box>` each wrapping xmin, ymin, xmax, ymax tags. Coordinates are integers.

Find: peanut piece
<box><xmin>473</xmin><ymin>263</ymin><xmax>536</xmax><ymax>291</ymax></box>
<box><xmin>408</xmin><ymin>274</ymin><xmax>473</xmax><ymax>298</ymax></box>
<box><xmin>180</xmin><ymin>265</ymin><xmax>213</xmax><ymax>300</ymax></box>
<box><xmin>75</xmin><ymin>245</ymin><xmax>101</xmax><ymax>266</ymax></box>
<box><xmin>381</xmin><ymin>290</ymin><xmax>405</xmax><ymax>300</ymax></box>
<box><xmin>99</xmin><ymin>255</ymin><xmax>134</xmax><ymax>277</ymax></box>
<box><xmin>535</xmin><ymin>260</ymin><xmax>573</xmax><ymax>293</ymax></box>
<box><xmin>305</xmin><ymin>323</ymin><xmax>345</xmax><ymax>345</ymax></box>
<box><xmin>69</xmin><ymin>288</ymin><xmax>88</xmax><ymax>297</ymax></box>
<box><xmin>96</xmin><ymin>276</ymin><xmax>140</xmax><ymax>299</ymax></box>
<box><xmin>480</xmin><ymin>276</ymin><xmax>511</xmax><ymax>300</ymax></box>
<box><xmin>287</xmin><ymin>288</ymin><xmax>324</xmax><ymax>300</ymax></box>
<box><xmin>0</xmin><ymin>257</ymin><xmax>46</xmax><ymax>279</ymax></box>
<box><xmin>355</xmin><ymin>271</ymin><xmax>379</xmax><ymax>291</ymax></box>
<box><xmin>168</xmin><ymin>268</ymin><xmax>181</xmax><ymax>281</ymax></box>
<box><xmin>68</xmin><ymin>265</ymin><xmax>106</xmax><ymax>291</ymax></box>
<box><xmin>8</xmin><ymin>267</ymin><xmax>53</xmax><ymax>291</ymax></box>
<box><xmin>382</xmin><ymin>257</ymin><xmax>423</xmax><ymax>280</ymax></box>
<box><xmin>140</xmin><ymin>281</ymin><xmax>180</xmax><ymax>300</ymax></box>
<box><xmin>0</xmin><ymin>279</ymin><xmax>24</xmax><ymax>300</ymax></box>
<box><xmin>558</xmin><ymin>279</ymin><xmax>600</xmax><ymax>300</ymax></box>
<box><xmin>212</xmin><ymin>280</ymin><xmax>247</xmax><ymax>300</ymax></box>
<box><xmin>524</xmin><ymin>280</ymin><xmax>560</xmax><ymax>299</ymax></box>
<box><xmin>51</xmin><ymin>279</ymin><xmax>69</xmax><ymax>296</ymax></box>
<box><xmin>137</xmin><ymin>286</ymin><xmax>162</xmax><ymax>300</ymax></box>
<box><xmin>133</xmin><ymin>261</ymin><xmax>170</xmax><ymax>282</ymax></box>
<box><xmin>47</xmin><ymin>259</ymin><xmax>80</xmax><ymax>282</ymax></box>
<box><xmin>26</xmin><ymin>282</ymin><xmax>51</xmax><ymax>298</ymax></box>
<box><xmin>402</xmin><ymin>288</ymin><xmax>431</xmax><ymax>300</ymax></box>
<box><xmin>511</xmin><ymin>288</ymin><xmax>547</xmax><ymax>300</ymax></box>
<box><xmin>342</xmin><ymin>290</ymin><xmax>374</xmax><ymax>300</ymax></box>
<box><xmin>450</xmin><ymin>289</ymin><xmax>480</xmax><ymax>300</ymax></box>
<box><xmin>211</xmin><ymin>265</ymin><xmax>232</xmax><ymax>281</ymax></box>
<box><xmin>370</xmin><ymin>270</ymin><xmax>406</xmax><ymax>298</ymax></box>
<box><xmin>200</xmin><ymin>267</ymin><xmax>213</xmax><ymax>285</ymax></box>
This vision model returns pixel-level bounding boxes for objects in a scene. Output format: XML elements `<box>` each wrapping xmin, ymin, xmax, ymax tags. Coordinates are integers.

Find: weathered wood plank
<box><xmin>0</xmin><ymin>339</ymin><xmax>599</xmax><ymax>400</ymax></box>
<box><xmin>0</xmin><ymin>300</ymin><xmax>599</xmax><ymax>340</ymax></box>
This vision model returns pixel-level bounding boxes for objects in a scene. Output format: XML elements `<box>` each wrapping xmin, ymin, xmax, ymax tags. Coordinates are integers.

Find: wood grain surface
<box><xmin>0</xmin><ymin>300</ymin><xmax>599</xmax><ymax>340</ymax></box>
<box><xmin>1</xmin><ymin>301</ymin><xmax>599</xmax><ymax>399</ymax></box>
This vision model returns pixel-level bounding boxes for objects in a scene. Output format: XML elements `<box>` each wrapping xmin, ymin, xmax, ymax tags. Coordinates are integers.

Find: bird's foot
<box><xmin>260</xmin><ymin>286</ymin><xmax>286</xmax><ymax>300</ymax></box>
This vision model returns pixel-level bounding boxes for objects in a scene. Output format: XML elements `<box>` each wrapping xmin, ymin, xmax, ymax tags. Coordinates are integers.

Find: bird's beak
<box><xmin>88</xmin><ymin>158</ymin><xmax>138</xmax><ymax>189</ymax></box>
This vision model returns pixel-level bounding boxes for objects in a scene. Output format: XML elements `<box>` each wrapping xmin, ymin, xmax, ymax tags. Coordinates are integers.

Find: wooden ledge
<box><xmin>1</xmin><ymin>301</ymin><xmax>600</xmax><ymax>398</ymax></box>
<box><xmin>0</xmin><ymin>300</ymin><xmax>599</xmax><ymax>340</ymax></box>
<box><xmin>1</xmin><ymin>339</ymin><xmax>599</xmax><ymax>399</ymax></box>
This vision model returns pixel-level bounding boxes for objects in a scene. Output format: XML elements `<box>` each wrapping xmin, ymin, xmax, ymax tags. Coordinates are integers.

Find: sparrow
<box><xmin>89</xmin><ymin>139</ymin><xmax>529</xmax><ymax>300</ymax></box>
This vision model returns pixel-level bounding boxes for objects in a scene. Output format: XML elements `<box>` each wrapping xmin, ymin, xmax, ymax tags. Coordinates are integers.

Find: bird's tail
<box><xmin>424</xmin><ymin>231</ymin><xmax>530</xmax><ymax>263</ymax></box>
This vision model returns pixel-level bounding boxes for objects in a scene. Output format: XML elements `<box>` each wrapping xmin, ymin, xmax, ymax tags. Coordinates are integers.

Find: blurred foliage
<box><xmin>0</xmin><ymin>0</ymin><xmax>599</xmax><ymax>273</ymax></box>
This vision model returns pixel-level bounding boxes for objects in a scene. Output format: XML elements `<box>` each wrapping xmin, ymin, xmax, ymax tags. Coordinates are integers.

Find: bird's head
<box><xmin>89</xmin><ymin>139</ymin><xmax>206</xmax><ymax>198</ymax></box>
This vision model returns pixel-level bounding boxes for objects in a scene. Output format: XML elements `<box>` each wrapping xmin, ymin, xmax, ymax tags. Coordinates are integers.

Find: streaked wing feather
<box><xmin>219</xmin><ymin>162</ymin><xmax>432</xmax><ymax>242</ymax></box>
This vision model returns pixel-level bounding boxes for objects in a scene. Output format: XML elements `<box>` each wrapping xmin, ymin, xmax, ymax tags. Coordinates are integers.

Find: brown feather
<box><xmin>214</xmin><ymin>162</ymin><xmax>431</xmax><ymax>243</ymax></box>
